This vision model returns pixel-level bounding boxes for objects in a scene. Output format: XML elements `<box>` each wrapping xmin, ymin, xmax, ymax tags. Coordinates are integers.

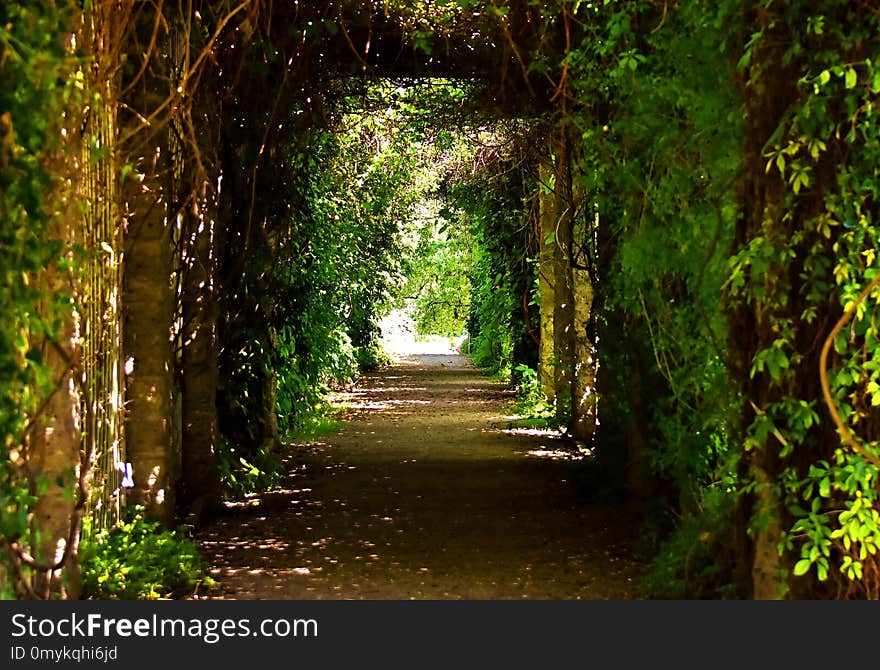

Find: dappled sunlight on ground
<box><xmin>198</xmin><ymin>353</ymin><xmax>647</xmax><ymax>600</ymax></box>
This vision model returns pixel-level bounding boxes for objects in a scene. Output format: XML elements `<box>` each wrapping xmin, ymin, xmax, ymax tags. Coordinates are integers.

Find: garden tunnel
<box><xmin>118</xmin><ymin>3</ymin><xmax>576</xmax><ymax>523</ymax></box>
<box><xmin>3</xmin><ymin>1</ymin><xmax>879</xmax><ymax>600</ymax></box>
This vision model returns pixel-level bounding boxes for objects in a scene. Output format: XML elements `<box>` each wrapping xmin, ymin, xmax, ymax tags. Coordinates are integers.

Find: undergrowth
<box><xmin>79</xmin><ymin>509</ymin><xmax>214</xmax><ymax>600</ymax></box>
<box><xmin>506</xmin><ymin>364</ymin><xmax>561</xmax><ymax>430</ymax></box>
<box><xmin>218</xmin><ymin>435</ymin><xmax>282</xmax><ymax>498</ymax></box>
<box><xmin>640</xmin><ymin>488</ymin><xmax>738</xmax><ymax>599</ymax></box>
<box><xmin>285</xmin><ymin>406</ymin><xmax>343</xmax><ymax>443</ymax></box>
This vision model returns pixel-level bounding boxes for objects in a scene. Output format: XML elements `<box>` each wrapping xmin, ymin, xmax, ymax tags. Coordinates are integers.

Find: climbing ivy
<box><xmin>728</xmin><ymin>0</ymin><xmax>880</xmax><ymax>597</ymax></box>
<box><xmin>0</xmin><ymin>0</ymin><xmax>72</xmax><ymax>589</ymax></box>
<box><xmin>451</xmin><ymin>163</ymin><xmax>538</xmax><ymax>378</ymax></box>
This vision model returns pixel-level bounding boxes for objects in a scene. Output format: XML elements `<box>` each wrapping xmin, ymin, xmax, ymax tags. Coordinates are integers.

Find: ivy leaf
<box><xmin>868</xmin><ymin>379</ymin><xmax>880</xmax><ymax>406</ymax></box>
<box><xmin>793</xmin><ymin>558</ymin><xmax>811</xmax><ymax>576</ymax></box>
<box><xmin>845</xmin><ymin>67</ymin><xmax>857</xmax><ymax>89</ymax></box>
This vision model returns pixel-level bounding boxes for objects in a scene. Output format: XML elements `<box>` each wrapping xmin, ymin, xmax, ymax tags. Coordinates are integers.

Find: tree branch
<box><xmin>819</xmin><ymin>273</ymin><xmax>880</xmax><ymax>466</ymax></box>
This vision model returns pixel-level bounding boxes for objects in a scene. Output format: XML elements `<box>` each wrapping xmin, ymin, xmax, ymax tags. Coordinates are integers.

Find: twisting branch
<box><xmin>748</xmin><ymin>399</ymin><xmax>790</xmax><ymax>450</ymax></box>
<box><xmin>651</xmin><ymin>0</ymin><xmax>670</xmax><ymax>34</ymax></box>
<box><xmin>337</xmin><ymin>10</ymin><xmax>369</xmax><ymax>71</ymax></box>
<box><xmin>549</xmin><ymin>2</ymin><xmax>571</xmax><ymax>112</ymax></box>
<box><xmin>819</xmin><ymin>273</ymin><xmax>880</xmax><ymax>466</ymax></box>
<box><xmin>16</xmin><ymin>348</ymin><xmax>78</xmax><ymax>449</ymax></box>
<box><xmin>490</xmin><ymin>0</ymin><xmax>535</xmax><ymax>99</ymax></box>
<box><xmin>118</xmin><ymin>0</ymin><xmax>251</xmax><ymax>147</ymax></box>
<box><xmin>118</xmin><ymin>0</ymin><xmax>167</xmax><ymax>97</ymax></box>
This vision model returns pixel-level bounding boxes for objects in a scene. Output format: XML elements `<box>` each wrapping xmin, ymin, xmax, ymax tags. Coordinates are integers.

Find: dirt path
<box><xmin>197</xmin><ymin>355</ymin><xmax>647</xmax><ymax>599</ymax></box>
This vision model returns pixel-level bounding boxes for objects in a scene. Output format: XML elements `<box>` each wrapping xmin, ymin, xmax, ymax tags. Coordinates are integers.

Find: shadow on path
<box><xmin>197</xmin><ymin>354</ymin><xmax>647</xmax><ymax>599</ymax></box>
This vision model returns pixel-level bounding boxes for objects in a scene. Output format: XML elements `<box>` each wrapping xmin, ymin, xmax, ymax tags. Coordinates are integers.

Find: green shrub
<box><xmin>470</xmin><ymin>324</ymin><xmax>510</xmax><ymax>376</ymax></box>
<box><xmin>355</xmin><ymin>340</ymin><xmax>392</xmax><ymax>371</ymax></box>
<box><xmin>512</xmin><ymin>364</ymin><xmax>548</xmax><ymax>413</ymax></box>
<box><xmin>217</xmin><ymin>434</ymin><xmax>282</xmax><ymax>498</ymax></box>
<box><xmin>79</xmin><ymin>511</ymin><xmax>213</xmax><ymax>600</ymax></box>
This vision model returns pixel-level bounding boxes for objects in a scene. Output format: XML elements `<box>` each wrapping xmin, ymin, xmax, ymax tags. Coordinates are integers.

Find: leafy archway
<box><xmin>2</xmin><ymin>0</ymin><xmax>878</xmax><ymax>600</ymax></box>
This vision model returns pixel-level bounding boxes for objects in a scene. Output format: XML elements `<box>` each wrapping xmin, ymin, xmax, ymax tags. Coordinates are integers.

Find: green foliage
<box><xmin>468</xmin><ymin>260</ymin><xmax>514</xmax><ymax>375</ymax></box>
<box><xmin>509</xmin><ymin>364</ymin><xmax>553</xmax><ymax>427</ymax></box>
<box><xmin>79</xmin><ymin>511</ymin><xmax>213</xmax><ymax>600</ymax></box>
<box><xmin>567</xmin><ymin>0</ymin><xmax>740</xmax><ymax>523</ymax></box>
<box><xmin>217</xmin><ymin>435</ymin><xmax>281</xmax><ymax>498</ymax></box>
<box><xmin>6</xmin><ymin>0</ymin><xmax>878</xmax><ymax>602</ymax></box>
<box><xmin>403</xmin><ymin>206</ymin><xmax>474</xmax><ymax>338</ymax></box>
<box><xmin>355</xmin><ymin>340</ymin><xmax>393</xmax><ymax>372</ymax></box>
<box><xmin>446</xmin><ymin>165</ymin><xmax>537</xmax><ymax>379</ymax></box>
<box><xmin>285</xmin><ymin>408</ymin><xmax>343</xmax><ymax>443</ymax></box>
<box><xmin>513</xmin><ymin>364</ymin><xmax>541</xmax><ymax>407</ymax></box>
<box><xmin>0</xmin><ymin>0</ymin><xmax>72</xmax><ymax>583</ymax></box>
<box><xmin>727</xmin><ymin>1</ymin><xmax>880</xmax><ymax>596</ymax></box>
<box><xmin>269</xmin><ymin>86</ymin><xmax>432</xmax><ymax>436</ymax></box>
<box><xmin>535</xmin><ymin>0</ymin><xmax>880</xmax><ymax>599</ymax></box>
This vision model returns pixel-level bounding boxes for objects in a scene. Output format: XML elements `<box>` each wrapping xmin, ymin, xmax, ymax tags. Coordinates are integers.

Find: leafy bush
<box><xmin>355</xmin><ymin>340</ymin><xmax>392</xmax><ymax>371</ymax></box>
<box><xmin>287</xmin><ymin>408</ymin><xmax>342</xmax><ymax>443</ymax></box>
<box><xmin>217</xmin><ymin>435</ymin><xmax>282</xmax><ymax>498</ymax></box>
<box><xmin>79</xmin><ymin>511</ymin><xmax>213</xmax><ymax>599</ymax></box>
<box><xmin>512</xmin><ymin>364</ymin><xmax>552</xmax><ymax>418</ymax></box>
<box><xmin>470</xmin><ymin>331</ymin><xmax>508</xmax><ymax>373</ymax></box>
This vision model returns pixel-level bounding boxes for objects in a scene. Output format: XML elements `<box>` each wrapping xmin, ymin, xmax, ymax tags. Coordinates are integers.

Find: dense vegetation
<box><xmin>1</xmin><ymin>1</ymin><xmax>878</xmax><ymax>600</ymax></box>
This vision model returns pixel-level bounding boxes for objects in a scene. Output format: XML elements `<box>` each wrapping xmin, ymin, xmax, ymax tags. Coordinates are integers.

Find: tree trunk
<box><xmin>569</xmin><ymin>175</ymin><xmax>596</xmax><ymax>444</ymax></box>
<box><xmin>122</xmin><ymin>160</ymin><xmax>175</xmax><ymax>523</ymax></box>
<box><xmin>728</xmin><ymin>4</ymin><xmax>820</xmax><ymax>599</ymax></box>
<box><xmin>551</xmin><ymin>127</ymin><xmax>575</xmax><ymax>425</ymax></box>
<box><xmin>751</xmin><ymin>471</ymin><xmax>783</xmax><ymax>599</ymax></box>
<box><xmin>168</xmin><ymin>20</ymin><xmax>223</xmax><ymax>522</ymax></box>
<box><xmin>570</xmin><ymin>264</ymin><xmax>595</xmax><ymax>443</ymax></box>
<box><xmin>27</xmin><ymin>210</ymin><xmax>81</xmax><ymax>598</ymax></box>
<box><xmin>28</xmin><ymin>336</ymin><xmax>80</xmax><ymax>599</ymax></box>
<box><xmin>118</xmin><ymin>9</ymin><xmax>193</xmax><ymax>525</ymax></box>
<box><xmin>178</xmin><ymin>185</ymin><xmax>222</xmax><ymax>520</ymax></box>
<box><xmin>120</xmin><ymin>29</ymin><xmax>176</xmax><ymax>521</ymax></box>
<box><xmin>537</xmin><ymin>161</ymin><xmax>556</xmax><ymax>404</ymax></box>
